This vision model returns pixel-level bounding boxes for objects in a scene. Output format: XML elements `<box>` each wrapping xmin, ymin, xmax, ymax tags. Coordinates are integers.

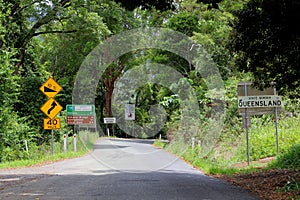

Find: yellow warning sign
<box><xmin>39</xmin><ymin>77</ymin><xmax>62</xmax><ymax>98</ymax></box>
<box><xmin>40</xmin><ymin>98</ymin><xmax>63</xmax><ymax>119</ymax></box>
<box><xmin>44</xmin><ymin>118</ymin><xmax>61</xmax><ymax>130</ymax></box>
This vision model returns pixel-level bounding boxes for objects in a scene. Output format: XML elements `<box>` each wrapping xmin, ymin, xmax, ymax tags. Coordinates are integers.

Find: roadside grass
<box><xmin>0</xmin><ymin>131</ymin><xmax>99</xmax><ymax>169</ymax></box>
<box><xmin>153</xmin><ymin>140</ymin><xmax>168</xmax><ymax>149</ymax></box>
<box><xmin>268</xmin><ymin>144</ymin><xmax>300</xmax><ymax>170</ymax></box>
<box><xmin>154</xmin><ymin>115</ymin><xmax>300</xmax><ymax>199</ymax></box>
<box><xmin>154</xmin><ymin>140</ymin><xmax>259</xmax><ymax>175</ymax></box>
<box><xmin>0</xmin><ymin>150</ymin><xmax>87</xmax><ymax>169</ymax></box>
<box><xmin>181</xmin><ymin>147</ymin><xmax>268</xmax><ymax>176</ymax></box>
<box><xmin>154</xmin><ymin>115</ymin><xmax>300</xmax><ymax>175</ymax></box>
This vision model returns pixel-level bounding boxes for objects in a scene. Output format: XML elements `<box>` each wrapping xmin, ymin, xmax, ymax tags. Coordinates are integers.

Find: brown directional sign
<box><xmin>39</xmin><ymin>77</ymin><xmax>62</xmax><ymax>98</ymax></box>
<box><xmin>66</xmin><ymin>115</ymin><xmax>95</xmax><ymax>125</ymax></box>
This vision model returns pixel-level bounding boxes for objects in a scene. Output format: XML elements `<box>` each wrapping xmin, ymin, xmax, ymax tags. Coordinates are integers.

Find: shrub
<box><xmin>269</xmin><ymin>144</ymin><xmax>300</xmax><ymax>169</ymax></box>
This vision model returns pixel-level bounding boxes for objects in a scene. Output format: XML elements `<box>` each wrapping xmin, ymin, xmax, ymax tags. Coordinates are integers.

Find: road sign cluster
<box><xmin>40</xmin><ymin>77</ymin><xmax>62</xmax><ymax>130</ymax></box>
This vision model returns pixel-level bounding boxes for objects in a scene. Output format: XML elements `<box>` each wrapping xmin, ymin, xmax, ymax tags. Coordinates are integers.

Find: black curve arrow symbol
<box><xmin>47</xmin><ymin>101</ymin><xmax>57</xmax><ymax>114</ymax></box>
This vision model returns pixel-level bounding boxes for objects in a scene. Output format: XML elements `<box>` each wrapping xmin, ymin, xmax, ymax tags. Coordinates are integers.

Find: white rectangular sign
<box><xmin>104</xmin><ymin>117</ymin><xmax>116</xmax><ymax>124</ymax></box>
<box><xmin>125</xmin><ymin>104</ymin><xmax>135</xmax><ymax>120</ymax></box>
<box><xmin>75</xmin><ymin>105</ymin><xmax>93</xmax><ymax>111</ymax></box>
<box><xmin>238</xmin><ymin>95</ymin><xmax>282</xmax><ymax>108</ymax></box>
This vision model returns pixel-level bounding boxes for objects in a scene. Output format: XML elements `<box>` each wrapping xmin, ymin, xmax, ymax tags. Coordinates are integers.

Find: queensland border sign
<box><xmin>238</xmin><ymin>82</ymin><xmax>282</xmax><ymax>164</ymax></box>
<box><xmin>238</xmin><ymin>82</ymin><xmax>282</xmax><ymax>116</ymax></box>
<box><xmin>238</xmin><ymin>95</ymin><xmax>282</xmax><ymax>108</ymax></box>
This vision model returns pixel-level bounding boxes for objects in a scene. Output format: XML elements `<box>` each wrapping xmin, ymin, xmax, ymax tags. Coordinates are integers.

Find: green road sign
<box><xmin>66</xmin><ymin>104</ymin><xmax>95</xmax><ymax>116</ymax></box>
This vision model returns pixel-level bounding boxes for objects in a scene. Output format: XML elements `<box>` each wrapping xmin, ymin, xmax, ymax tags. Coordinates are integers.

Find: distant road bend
<box><xmin>0</xmin><ymin>138</ymin><xmax>259</xmax><ymax>200</ymax></box>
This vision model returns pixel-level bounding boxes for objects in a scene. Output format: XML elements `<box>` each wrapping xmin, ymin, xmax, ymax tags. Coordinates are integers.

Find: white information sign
<box><xmin>75</xmin><ymin>105</ymin><xmax>93</xmax><ymax>111</ymax></box>
<box><xmin>125</xmin><ymin>104</ymin><xmax>135</xmax><ymax>120</ymax></box>
<box><xmin>238</xmin><ymin>95</ymin><xmax>282</xmax><ymax>108</ymax></box>
<box><xmin>104</xmin><ymin>117</ymin><xmax>116</xmax><ymax>124</ymax></box>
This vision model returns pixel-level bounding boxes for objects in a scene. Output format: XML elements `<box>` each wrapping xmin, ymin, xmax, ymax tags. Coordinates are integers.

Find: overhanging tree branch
<box><xmin>13</xmin><ymin>0</ymin><xmax>73</xmax><ymax>74</ymax></box>
<box><xmin>32</xmin><ymin>29</ymin><xmax>77</xmax><ymax>36</ymax></box>
<box><xmin>13</xmin><ymin>0</ymin><xmax>40</xmax><ymax>16</ymax></box>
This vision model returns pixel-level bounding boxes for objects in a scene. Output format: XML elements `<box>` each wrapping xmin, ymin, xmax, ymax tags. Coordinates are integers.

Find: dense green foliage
<box><xmin>0</xmin><ymin>0</ymin><xmax>299</xmax><ymax>171</ymax></box>
<box><xmin>269</xmin><ymin>144</ymin><xmax>300</xmax><ymax>170</ymax></box>
<box><xmin>159</xmin><ymin>78</ymin><xmax>300</xmax><ymax>171</ymax></box>
<box><xmin>230</xmin><ymin>0</ymin><xmax>300</xmax><ymax>95</ymax></box>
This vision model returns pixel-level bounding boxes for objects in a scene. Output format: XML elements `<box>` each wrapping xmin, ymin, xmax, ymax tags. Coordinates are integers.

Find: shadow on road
<box><xmin>108</xmin><ymin>138</ymin><xmax>155</xmax><ymax>145</ymax></box>
<box><xmin>93</xmin><ymin>144</ymin><xmax>129</xmax><ymax>150</ymax></box>
<box><xmin>0</xmin><ymin>171</ymin><xmax>260</xmax><ymax>200</ymax></box>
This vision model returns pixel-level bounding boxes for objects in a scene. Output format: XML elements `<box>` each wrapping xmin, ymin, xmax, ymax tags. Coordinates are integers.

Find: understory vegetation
<box><xmin>155</xmin><ymin>111</ymin><xmax>300</xmax><ymax>174</ymax></box>
<box><xmin>0</xmin><ymin>130</ymin><xmax>98</xmax><ymax>168</ymax></box>
<box><xmin>0</xmin><ymin>0</ymin><xmax>299</xmax><ymax>176</ymax></box>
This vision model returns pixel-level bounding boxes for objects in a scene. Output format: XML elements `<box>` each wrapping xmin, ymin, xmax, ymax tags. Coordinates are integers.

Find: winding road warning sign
<box><xmin>40</xmin><ymin>98</ymin><xmax>63</xmax><ymax>119</ymax></box>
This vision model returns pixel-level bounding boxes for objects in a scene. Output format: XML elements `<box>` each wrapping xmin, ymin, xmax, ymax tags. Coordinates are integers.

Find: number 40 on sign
<box><xmin>44</xmin><ymin>118</ymin><xmax>61</xmax><ymax>130</ymax></box>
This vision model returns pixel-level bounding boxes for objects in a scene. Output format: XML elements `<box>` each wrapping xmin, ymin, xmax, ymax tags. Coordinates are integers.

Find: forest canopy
<box><xmin>0</xmin><ymin>0</ymin><xmax>299</xmax><ymax>162</ymax></box>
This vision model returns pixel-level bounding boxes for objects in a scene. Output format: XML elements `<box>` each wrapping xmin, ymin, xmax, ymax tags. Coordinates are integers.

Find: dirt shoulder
<box><xmin>214</xmin><ymin>169</ymin><xmax>300</xmax><ymax>200</ymax></box>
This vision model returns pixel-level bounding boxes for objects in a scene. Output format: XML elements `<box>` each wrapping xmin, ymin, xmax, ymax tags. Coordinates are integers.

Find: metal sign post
<box><xmin>274</xmin><ymin>87</ymin><xmax>280</xmax><ymax>155</ymax></box>
<box><xmin>244</xmin><ymin>83</ymin><xmax>250</xmax><ymax>166</ymax></box>
<box><xmin>51</xmin><ymin>130</ymin><xmax>54</xmax><ymax>155</ymax></box>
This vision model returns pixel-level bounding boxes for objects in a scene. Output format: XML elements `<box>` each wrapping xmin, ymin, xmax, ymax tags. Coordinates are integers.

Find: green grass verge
<box><xmin>158</xmin><ymin>115</ymin><xmax>300</xmax><ymax>176</ymax></box>
<box><xmin>0</xmin><ymin>150</ymin><xmax>88</xmax><ymax>169</ymax></box>
<box><xmin>153</xmin><ymin>140</ymin><xmax>168</xmax><ymax>148</ymax></box>
<box><xmin>154</xmin><ymin>139</ymin><xmax>297</xmax><ymax>176</ymax></box>
<box><xmin>154</xmin><ymin>140</ymin><xmax>247</xmax><ymax>175</ymax></box>
<box><xmin>0</xmin><ymin>131</ymin><xmax>99</xmax><ymax>169</ymax></box>
<box><xmin>268</xmin><ymin>144</ymin><xmax>300</xmax><ymax>170</ymax></box>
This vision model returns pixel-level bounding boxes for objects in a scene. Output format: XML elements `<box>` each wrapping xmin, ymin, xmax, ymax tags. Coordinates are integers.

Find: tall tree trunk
<box><xmin>104</xmin><ymin>63</ymin><xmax>125</xmax><ymax>117</ymax></box>
<box><xmin>105</xmin><ymin>68</ymin><xmax>114</xmax><ymax>117</ymax></box>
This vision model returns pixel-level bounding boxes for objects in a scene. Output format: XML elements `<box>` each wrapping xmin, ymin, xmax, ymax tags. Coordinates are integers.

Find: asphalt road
<box><xmin>0</xmin><ymin>138</ymin><xmax>260</xmax><ymax>200</ymax></box>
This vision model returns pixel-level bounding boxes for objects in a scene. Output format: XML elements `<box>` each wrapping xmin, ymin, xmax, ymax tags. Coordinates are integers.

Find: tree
<box><xmin>0</xmin><ymin>0</ymin><xmax>83</xmax><ymax>75</ymax></box>
<box><xmin>0</xmin><ymin>24</ymin><xmax>34</xmax><ymax>161</ymax></box>
<box><xmin>230</xmin><ymin>0</ymin><xmax>300</xmax><ymax>95</ymax></box>
<box><xmin>114</xmin><ymin>0</ymin><xmax>175</xmax><ymax>11</ymax></box>
<box><xmin>40</xmin><ymin>0</ymin><xmax>139</xmax><ymax>120</ymax></box>
<box><xmin>167</xmin><ymin>11</ymin><xmax>199</xmax><ymax>37</ymax></box>
<box><xmin>198</xmin><ymin>0</ymin><xmax>222</xmax><ymax>9</ymax></box>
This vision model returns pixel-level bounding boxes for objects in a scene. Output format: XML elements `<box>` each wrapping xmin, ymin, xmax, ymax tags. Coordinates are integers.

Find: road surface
<box><xmin>0</xmin><ymin>138</ymin><xmax>260</xmax><ymax>200</ymax></box>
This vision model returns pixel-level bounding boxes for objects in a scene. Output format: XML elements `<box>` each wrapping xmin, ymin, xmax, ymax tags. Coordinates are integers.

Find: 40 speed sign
<box><xmin>44</xmin><ymin>118</ymin><xmax>61</xmax><ymax>130</ymax></box>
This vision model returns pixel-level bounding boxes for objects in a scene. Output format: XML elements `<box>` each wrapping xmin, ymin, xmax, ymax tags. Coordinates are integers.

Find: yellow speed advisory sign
<box><xmin>44</xmin><ymin>118</ymin><xmax>61</xmax><ymax>130</ymax></box>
